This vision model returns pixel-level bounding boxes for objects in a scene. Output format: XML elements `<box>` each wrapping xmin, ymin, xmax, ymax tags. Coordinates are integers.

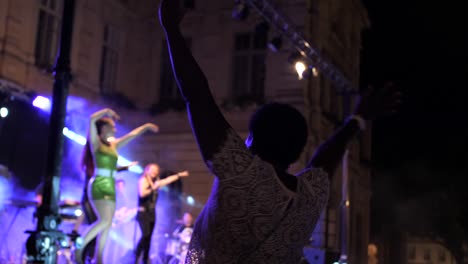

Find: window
<box><xmin>35</xmin><ymin>0</ymin><xmax>62</xmax><ymax>70</ymax></box>
<box><xmin>159</xmin><ymin>38</ymin><xmax>191</xmax><ymax>103</ymax></box>
<box><xmin>232</xmin><ymin>32</ymin><xmax>267</xmax><ymax>100</ymax></box>
<box><xmin>99</xmin><ymin>24</ymin><xmax>120</xmax><ymax>95</ymax></box>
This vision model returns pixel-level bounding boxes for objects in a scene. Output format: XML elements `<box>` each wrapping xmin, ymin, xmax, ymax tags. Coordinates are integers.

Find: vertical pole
<box><xmin>340</xmin><ymin>94</ymin><xmax>352</xmax><ymax>264</ymax></box>
<box><xmin>26</xmin><ymin>1</ymin><xmax>76</xmax><ymax>263</ymax></box>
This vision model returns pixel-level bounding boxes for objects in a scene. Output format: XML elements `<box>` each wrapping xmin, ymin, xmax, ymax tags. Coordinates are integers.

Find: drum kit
<box><xmin>164</xmin><ymin>225</ymin><xmax>193</xmax><ymax>264</ymax></box>
<box><xmin>1</xmin><ymin>196</ymin><xmax>195</xmax><ymax>264</ymax></box>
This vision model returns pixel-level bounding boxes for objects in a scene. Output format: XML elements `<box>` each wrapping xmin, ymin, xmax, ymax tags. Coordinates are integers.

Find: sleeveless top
<box><xmin>94</xmin><ymin>143</ymin><xmax>118</xmax><ymax>175</ymax></box>
<box><xmin>138</xmin><ymin>177</ymin><xmax>159</xmax><ymax>214</ymax></box>
<box><xmin>89</xmin><ymin>142</ymin><xmax>119</xmax><ymax>201</ymax></box>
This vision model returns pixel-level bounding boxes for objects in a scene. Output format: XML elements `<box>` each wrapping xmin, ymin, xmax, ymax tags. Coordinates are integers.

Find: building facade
<box><xmin>0</xmin><ymin>0</ymin><xmax>369</xmax><ymax>262</ymax></box>
<box><xmin>406</xmin><ymin>237</ymin><xmax>457</xmax><ymax>264</ymax></box>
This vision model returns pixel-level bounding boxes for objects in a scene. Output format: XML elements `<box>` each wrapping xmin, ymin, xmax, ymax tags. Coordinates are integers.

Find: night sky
<box><xmin>361</xmin><ymin>0</ymin><xmax>468</xmax><ymax>247</ymax></box>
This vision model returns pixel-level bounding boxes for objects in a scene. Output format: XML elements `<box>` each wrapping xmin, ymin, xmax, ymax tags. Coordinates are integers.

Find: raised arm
<box><xmin>159</xmin><ymin>0</ymin><xmax>234</xmax><ymax>162</ymax></box>
<box><xmin>88</xmin><ymin>108</ymin><xmax>119</xmax><ymax>151</ymax></box>
<box><xmin>154</xmin><ymin>171</ymin><xmax>189</xmax><ymax>189</ymax></box>
<box><xmin>114</xmin><ymin>123</ymin><xmax>159</xmax><ymax>149</ymax></box>
<box><xmin>307</xmin><ymin>117</ymin><xmax>362</xmax><ymax>177</ymax></box>
<box><xmin>308</xmin><ymin>84</ymin><xmax>401</xmax><ymax>178</ymax></box>
<box><xmin>116</xmin><ymin>161</ymin><xmax>139</xmax><ymax>172</ymax></box>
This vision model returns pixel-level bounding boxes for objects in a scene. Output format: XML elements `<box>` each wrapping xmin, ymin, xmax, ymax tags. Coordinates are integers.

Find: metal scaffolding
<box><xmin>244</xmin><ymin>0</ymin><xmax>357</xmax><ymax>94</ymax></box>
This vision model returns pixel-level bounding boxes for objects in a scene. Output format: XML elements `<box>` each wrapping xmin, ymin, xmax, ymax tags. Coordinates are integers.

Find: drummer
<box><xmin>171</xmin><ymin>212</ymin><xmax>194</xmax><ymax>263</ymax></box>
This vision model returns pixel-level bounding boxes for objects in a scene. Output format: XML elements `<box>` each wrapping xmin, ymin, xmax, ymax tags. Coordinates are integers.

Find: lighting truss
<box><xmin>243</xmin><ymin>0</ymin><xmax>357</xmax><ymax>94</ymax></box>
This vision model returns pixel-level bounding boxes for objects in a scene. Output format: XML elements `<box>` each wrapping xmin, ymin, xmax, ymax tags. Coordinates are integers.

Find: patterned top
<box><xmin>185</xmin><ymin>129</ymin><xmax>330</xmax><ymax>264</ymax></box>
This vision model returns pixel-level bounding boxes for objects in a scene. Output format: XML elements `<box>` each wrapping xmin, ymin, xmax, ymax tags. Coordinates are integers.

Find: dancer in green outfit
<box><xmin>75</xmin><ymin>108</ymin><xmax>159</xmax><ymax>264</ymax></box>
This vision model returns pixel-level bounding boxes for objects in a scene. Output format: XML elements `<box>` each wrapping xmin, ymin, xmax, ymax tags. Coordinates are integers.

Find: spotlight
<box><xmin>186</xmin><ymin>195</ymin><xmax>195</xmax><ymax>206</ymax></box>
<box><xmin>301</xmin><ymin>66</ymin><xmax>318</xmax><ymax>79</ymax></box>
<box><xmin>288</xmin><ymin>52</ymin><xmax>318</xmax><ymax>80</ymax></box>
<box><xmin>312</xmin><ymin>67</ymin><xmax>319</xmax><ymax>77</ymax></box>
<box><xmin>289</xmin><ymin>52</ymin><xmax>308</xmax><ymax>79</ymax></box>
<box><xmin>295</xmin><ymin>61</ymin><xmax>307</xmax><ymax>80</ymax></box>
<box><xmin>32</xmin><ymin>96</ymin><xmax>51</xmax><ymax>111</ymax></box>
<box><xmin>0</xmin><ymin>107</ymin><xmax>8</xmax><ymax>118</ymax></box>
<box><xmin>268</xmin><ymin>36</ymin><xmax>282</xmax><ymax>52</ymax></box>
<box><xmin>232</xmin><ymin>1</ymin><xmax>249</xmax><ymax>20</ymax></box>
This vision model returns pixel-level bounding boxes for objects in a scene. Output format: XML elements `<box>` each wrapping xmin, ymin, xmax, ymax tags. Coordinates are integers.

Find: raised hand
<box><xmin>178</xmin><ymin>170</ymin><xmax>189</xmax><ymax>177</ymax></box>
<box><xmin>353</xmin><ymin>82</ymin><xmax>402</xmax><ymax>121</ymax></box>
<box><xmin>146</xmin><ymin>123</ymin><xmax>160</xmax><ymax>133</ymax></box>
<box><xmin>106</xmin><ymin>108</ymin><xmax>120</xmax><ymax>120</ymax></box>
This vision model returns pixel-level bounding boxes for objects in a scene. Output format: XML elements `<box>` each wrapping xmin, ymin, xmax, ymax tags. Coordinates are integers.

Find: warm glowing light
<box><xmin>295</xmin><ymin>61</ymin><xmax>307</xmax><ymax>79</ymax></box>
<box><xmin>312</xmin><ymin>67</ymin><xmax>319</xmax><ymax>77</ymax></box>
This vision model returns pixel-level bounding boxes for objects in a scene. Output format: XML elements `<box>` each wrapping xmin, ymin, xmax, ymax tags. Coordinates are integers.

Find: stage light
<box><xmin>232</xmin><ymin>1</ymin><xmax>249</xmax><ymax>20</ymax></box>
<box><xmin>301</xmin><ymin>66</ymin><xmax>318</xmax><ymax>79</ymax></box>
<box><xmin>187</xmin><ymin>195</ymin><xmax>195</xmax><ymax>206</ymax></box>
<box><xmin>288</xmin><ymin>52</ymin><xmax>318</xmax><ymax>80</ymax></box>
<box><xmin>62</xmin><ymin>127</ymin><xmax>86</xmax><ymax>146</ymax></box>
<box><xmin>295</xmin><ymin>61</ymin><xmax>307</xmax><ymax>80</ymax></box>
<box><xmin>60</xmin><ymin>239</ymin><xmax>68</xmax><ymax>248</ymax></box>
<box><xmin>74</xmin><ymin>209</ymin><xmax>83</xmax><ymax>217</ymax></box>
<box><xmin>268</xmin><ymin>36</ymin><xmax>282</xmax><ymax>52</ymax></box>
<box><xmin>312</xmin><ymin>67</ymin><xmax>319</xmax><ymax>77</ymax></box>
<box><xmin>32</xmin><ymin>96</ymin><xmax>51</xmax><ymax>111</ymax></box>
<box><xmin>0</xmin><ymin>107</ymin><xmax>8</xmax><ymax>118</ymax></box>
<box><xmin>289</xmin><ymin>52</ymin><xmax>308</xmax><ymax>79</ymax></box>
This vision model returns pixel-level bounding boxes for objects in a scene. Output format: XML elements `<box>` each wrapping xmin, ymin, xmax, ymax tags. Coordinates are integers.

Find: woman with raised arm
<box><xmin>135</xmin><ymin>163</ymin><xmax>189</xmax><ymax>264</ymax></box>
<box><xmin>75</xmin><ymin>108</ymin><xmax>159</xmax><ymax>264</ymax></box>
<box><xmin>159</xmin><ymin>1</ymin><xmax>400</xmax><ymax>263</ymax></box>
